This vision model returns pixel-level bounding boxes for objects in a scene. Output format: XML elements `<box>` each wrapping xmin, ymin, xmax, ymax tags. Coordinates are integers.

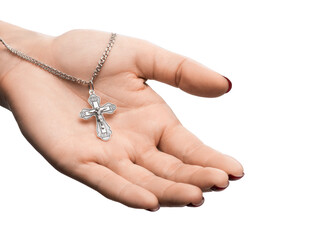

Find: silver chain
<box><xmin>0</xmin><ymin>33</ymin><xmax>117</xmax><ymax>88</ymax></box>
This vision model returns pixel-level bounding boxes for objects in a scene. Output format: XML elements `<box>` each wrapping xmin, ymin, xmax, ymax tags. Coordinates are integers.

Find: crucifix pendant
<box><xmin>80</xmin><ymin>90</ymin><xmax>116</xmax><ymax>141</ymax></box>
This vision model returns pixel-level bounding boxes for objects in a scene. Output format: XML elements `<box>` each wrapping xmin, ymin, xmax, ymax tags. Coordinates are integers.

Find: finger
<box><xmin>158</xmin><ymin>125</ymin><xmax>244</xmax><ymax>179</ymax></box>
<box><xmin>135</xmin><ymin>40</ymin><xmax>231</xmax><ymax>97</ymax></box>
<box><xmin>98</xmin><ymin>157</ymin><xmax>203</xmax><ymax>207</ymax></box>
<box><xmin>73</xmin><ymin>162</ymin><xmax>159</xmax><ymax>210</ymax></box>
<box><xmin>136</xmin><ymin>147</ymin><xmax>229</xmax><ymax>191</ymax></box>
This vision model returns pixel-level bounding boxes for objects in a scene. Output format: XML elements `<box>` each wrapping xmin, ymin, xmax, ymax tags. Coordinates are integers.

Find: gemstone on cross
<box><xmin>80</xmin><ymin>92</ymin><xmax>116</xmax><ymax>141</ymax></box>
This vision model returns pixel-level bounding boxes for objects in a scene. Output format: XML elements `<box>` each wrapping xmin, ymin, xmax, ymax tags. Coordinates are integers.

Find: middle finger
<box><xmin>136</xmin><ymin>147</ymin><xmax>229</xmax><ymax>191</ymax></box>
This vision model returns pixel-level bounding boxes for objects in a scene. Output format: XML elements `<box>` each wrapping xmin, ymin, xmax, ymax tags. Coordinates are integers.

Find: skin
<box><xmin>0</xmin><ymin>21</ymin><xmax>244</xmax><ymax>210</ymax></box>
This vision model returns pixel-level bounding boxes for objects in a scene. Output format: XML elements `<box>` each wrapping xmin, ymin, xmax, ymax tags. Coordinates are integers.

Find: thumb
<box><xmin>135</xmin><ymin>40</ymin><xmax>232</xmax><ymax>97</ymax></box>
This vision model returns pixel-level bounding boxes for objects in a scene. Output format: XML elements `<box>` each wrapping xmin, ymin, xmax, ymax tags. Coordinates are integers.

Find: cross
<box><xmin>80</xmin><ymin>92</ymin><xmax>116</xmax><ymax>141</ymax></box>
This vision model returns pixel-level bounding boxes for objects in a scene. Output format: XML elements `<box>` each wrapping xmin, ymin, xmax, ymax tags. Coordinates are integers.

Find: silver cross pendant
<box><xmin>80</xmin><ymin>91</ymin><xmax>116</xmax><ymax>141</ymax></box>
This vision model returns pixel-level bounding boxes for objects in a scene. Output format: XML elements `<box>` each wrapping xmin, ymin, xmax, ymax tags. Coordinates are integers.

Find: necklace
<box><xmin>0</xmin><ymin>33</ymin><xmax>117</xmax><ymax>141</ymax></box>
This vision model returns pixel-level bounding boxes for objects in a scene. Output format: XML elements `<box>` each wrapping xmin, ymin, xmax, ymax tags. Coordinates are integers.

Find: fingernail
<box><xmin>146</xmin><ymin>204</ymin><xmax>160</xmax><ymax>212</ymax></box>
<box><xmin>223</xmin><ymin>76</ymin><xmax>232</xmax><ymax>93</ymax></box>
<box><xmin>187</xmin><ymin>197</ymin><xmax>205</xmax><ymax>207</ymax></box>
<box><xmin>229</xmin><ymin>172</ymin><xmax>245</xmax><ymax>181</ymax></box>
<box><xmin>211</xmin><ymin>182</ymin><xmax>229</xmax><ymax>191</ymax></box>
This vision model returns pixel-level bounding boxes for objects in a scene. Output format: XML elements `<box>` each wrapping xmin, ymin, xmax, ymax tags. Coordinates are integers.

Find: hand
<box><xmin>0</xmin><ymin>24</ymin><xmax>244</xmax><ymax>210</ymax></box>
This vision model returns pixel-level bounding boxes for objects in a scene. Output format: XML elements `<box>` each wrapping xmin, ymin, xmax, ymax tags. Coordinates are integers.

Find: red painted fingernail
<box><xmin>146</xmin><ymin>204</ymin><xmax>160</xmax><ymax>212</ymax></box>
<box><xmin>211</xmin><ymin>186</ymin><xmax>227</xmax><ymax>191</ymax></box>
<box><xmin>223</xmin><ymin>76</ymin><xmax>232</xmax><ymax>93</ymax></box>
<box><xmin>229</xmin><ymin>172</ymin><xmax>245</xmax><ymax>181</ymax></box>
<box><xmin>187</xmin><ymin>197</ymin><xmax>205</xmax><ymax>207</ymax></box>
<box><xmin>211</xmin><ymin>182</ymin><xmax>229</xmax><ymax>191</ymax></box>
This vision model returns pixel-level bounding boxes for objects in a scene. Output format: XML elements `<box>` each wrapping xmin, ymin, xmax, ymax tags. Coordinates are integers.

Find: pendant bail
<box><xmin>88</xmin><ymin>80</ymin><xmax>94</xmax><ymax>92</ymax></box>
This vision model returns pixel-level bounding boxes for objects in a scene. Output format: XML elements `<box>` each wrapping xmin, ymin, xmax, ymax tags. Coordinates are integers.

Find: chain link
<box><xmin>0</xmin><ymin>33</ymin><xmax>117</xmax><ymax>86</ymax></box>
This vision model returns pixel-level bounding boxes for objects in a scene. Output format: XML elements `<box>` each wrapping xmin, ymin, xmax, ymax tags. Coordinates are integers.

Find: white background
<box><xmin>1</xmin><ymin>0</ymin><xmax>319</xmax><ymax>239</ymax></box>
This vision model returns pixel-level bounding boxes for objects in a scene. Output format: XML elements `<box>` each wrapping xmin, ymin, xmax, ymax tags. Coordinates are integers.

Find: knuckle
<box><xmin>174</xmin><ymin>57</ymin><xmax>188</xmax><ymax>88</ymax></box>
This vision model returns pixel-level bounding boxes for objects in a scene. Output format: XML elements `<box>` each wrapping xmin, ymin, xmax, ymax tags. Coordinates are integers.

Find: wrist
<box><xmin>0</xmin><ymin>21</ymin><xmax>53</xmax><ymax>109</ymax></box>
<box><xmin>0</xmin><ymin>21</ymin><xmax>22</xmax><ymax>109</ymax></box>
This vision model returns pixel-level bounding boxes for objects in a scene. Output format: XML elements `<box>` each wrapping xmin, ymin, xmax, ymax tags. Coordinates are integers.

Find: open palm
<box><xmin>1</xmin><ymin>28</ymin><xmax>244</xmax><ymax>210</ymax></box>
